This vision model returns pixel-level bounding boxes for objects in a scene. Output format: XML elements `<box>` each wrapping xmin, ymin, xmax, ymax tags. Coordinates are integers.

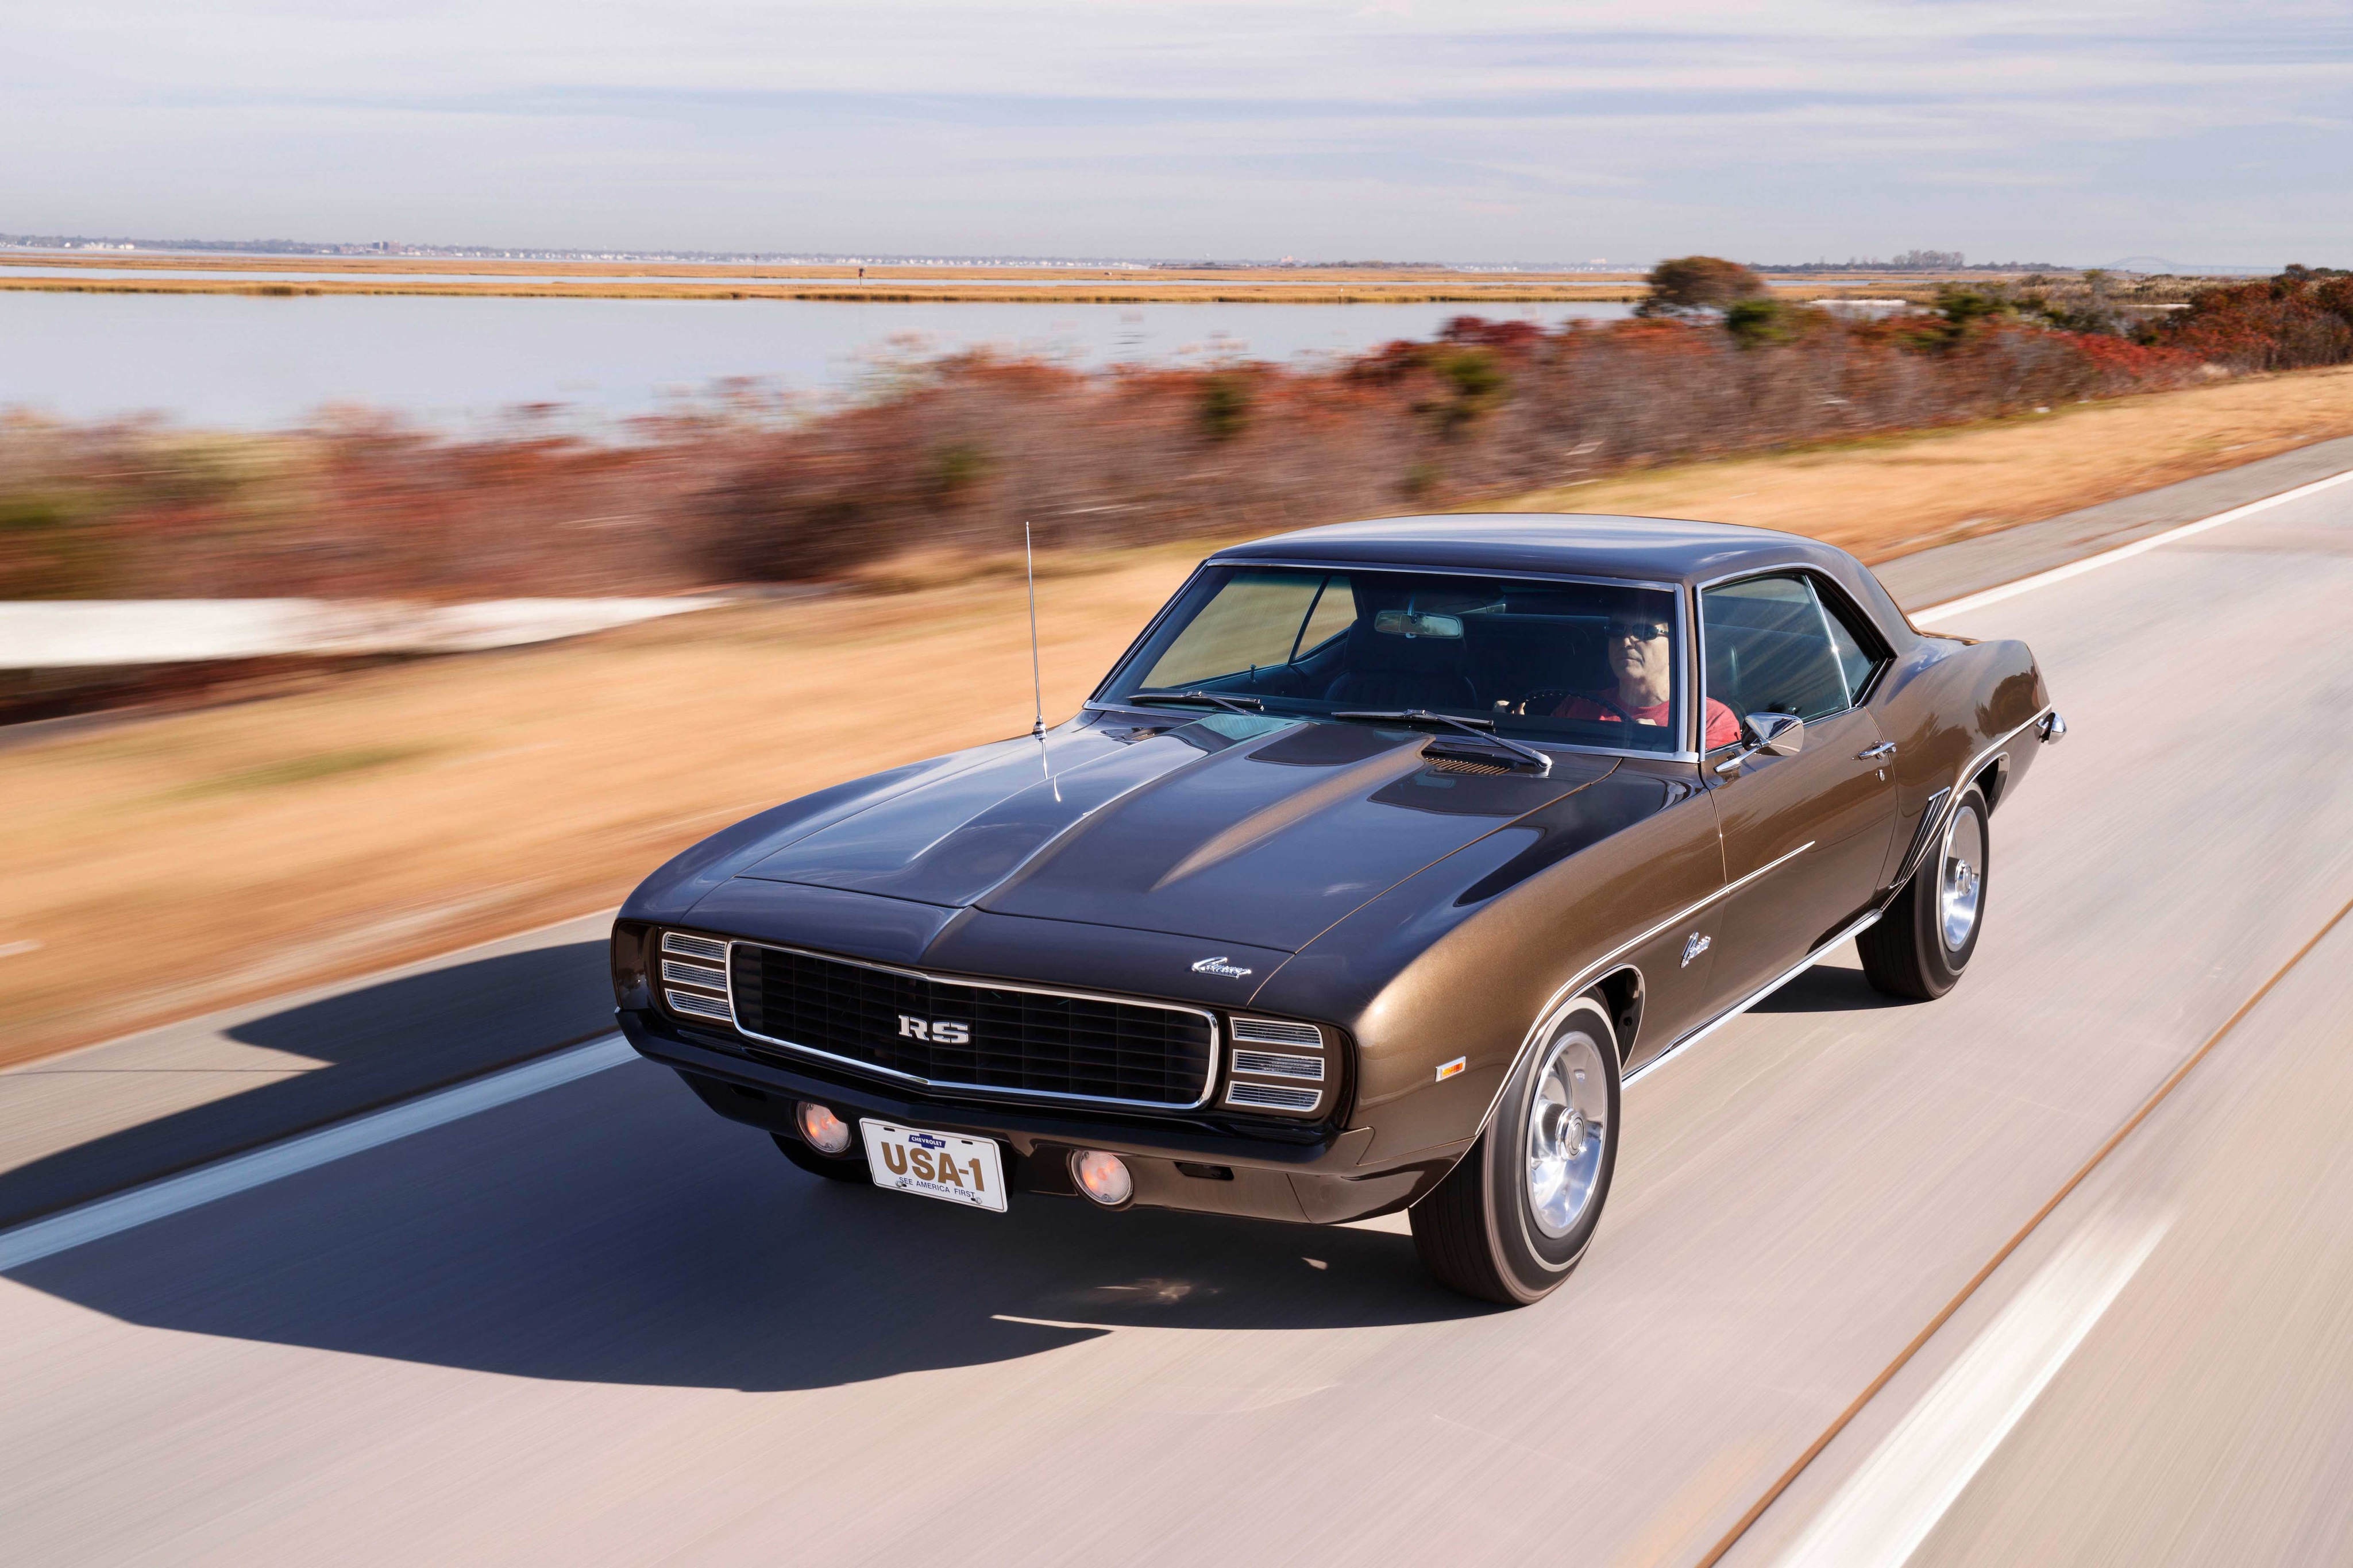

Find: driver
<box><xmin>1548</xmin><ymin>609</ymin><xmax>1741</xmax><ymax>749</ymax></box>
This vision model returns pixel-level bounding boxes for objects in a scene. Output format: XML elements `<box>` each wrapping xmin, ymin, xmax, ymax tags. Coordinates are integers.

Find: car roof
<box><xmin>1208</xmin><ymin>512</ymin><xmax>1922</xmax><ymax>643</ymax></box>
<box><xmin>1212</xmin><ymin>513</ymin><xmax>1824</xmax><ymax>583</ymax></box>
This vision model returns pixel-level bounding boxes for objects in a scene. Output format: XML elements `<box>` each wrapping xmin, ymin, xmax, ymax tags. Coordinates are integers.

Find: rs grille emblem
<box><xmin>897</xmin><ymin>1015</ymin><xmax>971</xmax><ymax>1044</ymax></box>
<box><xmin>1680</xmin><ymin>932</ymin><xmax>1711</xmax><ymax>967</ymax></box>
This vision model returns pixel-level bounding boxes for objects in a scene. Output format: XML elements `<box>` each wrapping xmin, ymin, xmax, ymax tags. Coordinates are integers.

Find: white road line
<box><xmin>1914</xmin><ymin>465</ymin><xmax>2353</xmax><ymax>624</ymax></box>
<box><xmin>0</xmin><ymin>1035</ymin><xmax>634</xmax><ymax>1270</ymax></box>
<box><xmin>1769</xmin><ymin>1207</ymin><xmax>2174</xmax><ymax>1568</ymax></box>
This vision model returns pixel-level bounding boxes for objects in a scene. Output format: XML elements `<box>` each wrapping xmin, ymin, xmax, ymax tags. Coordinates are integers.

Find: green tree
<box><xmin>1637</xmin><ymin>256</ymin><xmax>1769</xmax><ymax>317</ymax></box>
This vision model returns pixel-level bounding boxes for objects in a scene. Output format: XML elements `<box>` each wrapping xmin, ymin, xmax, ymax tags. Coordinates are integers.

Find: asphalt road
<box><xmin>3</xmin><ymin>472</ymin><xmax>2352</xmax><ymax>1565</ymax></box>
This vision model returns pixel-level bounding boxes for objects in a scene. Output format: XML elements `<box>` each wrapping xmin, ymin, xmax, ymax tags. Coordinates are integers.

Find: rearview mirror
<box><xmin>1372</xmin><ymin>609</ymin><xmax>1463</xmax><ymax>639</ymax></box>
<box><xmin>1742</xmin><ymin>712</ymin><xmax>1805</xmax><ymax>756</ymax></box>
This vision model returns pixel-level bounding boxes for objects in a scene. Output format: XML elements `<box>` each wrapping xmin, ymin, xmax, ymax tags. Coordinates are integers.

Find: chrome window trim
<box><xmin>1090</xmin><ymin>558</ymin><xmax>1700</xmax><ymax>762</ymax></box>
<box><xmin>719</xmin><ymin>937</ymin><xmax>1224</xmax><ymax>1113</ymax></box>
<box><xmin>1198</xmin><ymin>557</ymin><xmax>1684</xmax><ymax>595</ymax></box>
<box><xmin>1469</xmin><ymin>839</ymin><xmax>1815</xmax><ymax>1138</ymax></box>
<box><xmin>1077</xmin><ymin>702</ymin><xmax>1700</xmax><ymax>766</ymax></box>
<box><xmin>1694</xmin><ymin>563</ymin><xmax>1895</xmax><ymax>738</ymax></box>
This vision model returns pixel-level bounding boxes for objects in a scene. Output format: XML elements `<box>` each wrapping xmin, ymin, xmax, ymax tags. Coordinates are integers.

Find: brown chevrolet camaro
<box><xmin>612</xmin><ymin>514</ymin><xmax>2061</xmax><ymax>1303</ymax></box>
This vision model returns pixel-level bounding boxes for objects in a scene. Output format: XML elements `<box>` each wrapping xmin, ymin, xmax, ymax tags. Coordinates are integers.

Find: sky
<box><xmin>4</xmin><ymin>1</ymin><xmax>2348</xmax><ymax>265</ymax></box>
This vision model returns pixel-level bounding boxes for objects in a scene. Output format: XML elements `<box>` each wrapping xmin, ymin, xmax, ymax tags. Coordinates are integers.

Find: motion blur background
<box><xmin>7</xmin><ymin>5</ymin><xmax>2353</xmax><ymax>1563</ymax></box>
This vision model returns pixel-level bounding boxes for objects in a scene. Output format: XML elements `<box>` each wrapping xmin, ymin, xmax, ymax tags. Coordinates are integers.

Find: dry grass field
<box><xmin>6</xmin><ymin>365</ymin><xmax>2351</xmax><ymax>1065</ymax></box>
<box><xmin>1500</xmin><ymin>364</ymin><xmax>2353</xmax><ymax>560</ymax></box>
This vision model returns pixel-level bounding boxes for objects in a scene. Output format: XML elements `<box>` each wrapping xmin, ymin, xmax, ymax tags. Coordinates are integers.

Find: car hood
<box><xmin>732</xmin><ymin>713</ymin><xmax>1613</xmax><ymax>952</ymax></box>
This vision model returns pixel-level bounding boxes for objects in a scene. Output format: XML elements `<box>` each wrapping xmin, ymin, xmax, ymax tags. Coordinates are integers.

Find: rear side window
<box><xmin>1817</xmin><ymin>591</ymin><xmax>1884</xmax><ymax>701</ymax></box>
<box><xmin>1702</xmin><ymin>574</ymin><xmax>1856</xmax><ymax>728</ymax></box>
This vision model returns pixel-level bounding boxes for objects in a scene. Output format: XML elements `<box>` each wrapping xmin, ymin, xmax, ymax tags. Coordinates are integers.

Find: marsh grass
<box><xmin>169</xmin><ymin>743</ymin><xmax>436</xmax><ymax>800</ymax></box>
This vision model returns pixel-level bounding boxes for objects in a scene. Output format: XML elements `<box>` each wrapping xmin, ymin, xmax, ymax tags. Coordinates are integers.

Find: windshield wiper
<box><xmin>1330</xmin><ymin>709</ymin><xmax>1552</xmax><ymax>773</ymax></box>
<box><xmin>1127</xmin><ymin>690</ymin><xmax>1266</xmax><ymax>717</ymax></box>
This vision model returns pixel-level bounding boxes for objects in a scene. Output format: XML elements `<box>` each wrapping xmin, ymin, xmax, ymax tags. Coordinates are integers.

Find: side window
<box><xmin>1701</xmin><ymin>574</ymin><xmax>1851</xmax><ymax>728</ymax></box>
<box><xmin>1815</xmin><ymin>588</ymin><xmax>1885</xmax><ymax>701</ymax></box>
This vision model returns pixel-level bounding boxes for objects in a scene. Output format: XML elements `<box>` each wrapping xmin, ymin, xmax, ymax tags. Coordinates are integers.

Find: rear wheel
<box><xmin>1860</xmin><ymin>783</ymin><xmax>1989</xmax><ymax>1001</ymax></box>
<box><xmin>773</xmin><ymin>1132</ymin><xmax>871</xmax><ymax>1183</ymax></box>
<box><xmin>1410</xmin><ymin>997</ymin><xmax>1620</xmax><ymax>1305</ymax></box>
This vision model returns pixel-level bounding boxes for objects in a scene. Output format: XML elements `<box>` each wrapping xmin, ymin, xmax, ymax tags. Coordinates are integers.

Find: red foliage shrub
<box><xmin>0</xmin><ymin>305</ymin><xmax>2270</xmax><ymax>602</ymax></box>
<box><xmin>2159</xmin><ymin>277</ymin><xmax>2353</xmax><ymax>371</ymax></box>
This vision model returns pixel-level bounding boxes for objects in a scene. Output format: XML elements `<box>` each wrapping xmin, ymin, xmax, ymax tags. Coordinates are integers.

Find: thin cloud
<box><xmin>3</xmin><ymin>0</ymin><xmax>2346</xmax><ymax>261</ymax></box>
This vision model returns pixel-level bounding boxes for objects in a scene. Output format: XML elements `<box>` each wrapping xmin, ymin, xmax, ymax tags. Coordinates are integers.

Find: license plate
<box><xmin>860</xmin><ymin>1120</ymin><xmax>1007</xmax><ymax>1213</ymax></box>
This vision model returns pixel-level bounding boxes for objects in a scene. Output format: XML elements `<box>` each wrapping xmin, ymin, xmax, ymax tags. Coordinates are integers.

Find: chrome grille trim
<box><xmin>1232</xmin><ymin>1017</ymin><xmax>1323</xmax><ymax>1049</ymax></box>
<box><xmin>666</xmin><ymin>988</ymin><xmax>735</xmax><ymax>1024</ymax></box>
<box><xmin>661</xmin><ymin>931</ymin><xmax>726</xmax><ymax>962</ymax></box>
<box><xmin>1225</xmin><ymin>1082</ymin><xmax>1321</xmax><ymax>1112</ymax></box>
<box><xmin>1232</xmin><ymin>1049</ymin><xmax>1325</xmax><ymax>1082</ymax></box>
<box><xmin>726</xmin><ymin>939</ymin><xmax>1221</xmax><ymax>1112</ymax></box>
<box><xmin>661</xmin><ymin>958</ymin><xmax>728</xmax><ymax>990</ymax></box>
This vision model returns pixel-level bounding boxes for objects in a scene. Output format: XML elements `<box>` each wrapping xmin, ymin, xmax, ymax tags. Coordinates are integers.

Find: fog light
<box><xmin>795</xmin><ymin>1102</ymin><xmax>853</xmax><ymax>1156</ymax></box>
<box><xmin>1071</xmin><ymin>1149</ymin><xmax>1133</xmax><ymax>1207</ymax></box>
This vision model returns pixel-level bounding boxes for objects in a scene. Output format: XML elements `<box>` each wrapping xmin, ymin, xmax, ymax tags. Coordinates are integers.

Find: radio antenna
<box><xmin>1025</xmin><ymin>521</ymin><xmax>1046</xmax><ymax>740</ymax></box>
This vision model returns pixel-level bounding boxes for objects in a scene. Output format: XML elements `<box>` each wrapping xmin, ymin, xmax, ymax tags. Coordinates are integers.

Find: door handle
<box><xmin>1857</xmin><ymin>742</ymin><xmax>1897</xmax><ymax>760</ymax></box>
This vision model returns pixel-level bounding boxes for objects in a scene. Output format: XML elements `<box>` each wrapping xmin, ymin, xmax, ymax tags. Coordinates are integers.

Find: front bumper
<box><xmin>620</xmin><ymin>1009</ymin><xmax>1464</xmax><ymax>1225</ymax></box>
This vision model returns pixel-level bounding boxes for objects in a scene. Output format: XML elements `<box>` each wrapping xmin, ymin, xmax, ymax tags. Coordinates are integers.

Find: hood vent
<box><xmin>1422</xmin><ymin>738</ymin><xmax>1533</xmax><ymax>775</ymax></box>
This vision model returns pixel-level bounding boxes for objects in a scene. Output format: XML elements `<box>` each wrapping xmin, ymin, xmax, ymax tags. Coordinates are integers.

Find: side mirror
<box><xmin>1744</xmin><ymin>712</ymin><xmax>1805</xmax><ymax>757</ymax></box>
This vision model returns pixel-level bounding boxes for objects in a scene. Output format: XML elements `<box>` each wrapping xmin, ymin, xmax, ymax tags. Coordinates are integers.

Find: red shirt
<box><xmin>1551</xmin><ymin>692</ymin><xmax>1742</xmax><ymax>750</ymax></box>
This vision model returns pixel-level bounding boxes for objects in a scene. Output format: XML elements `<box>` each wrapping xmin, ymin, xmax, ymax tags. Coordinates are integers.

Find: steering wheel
<box><xmin>1519</xmin><ymin>689</ymin><xmax>1635</xmax><ymax>749</ymax></box>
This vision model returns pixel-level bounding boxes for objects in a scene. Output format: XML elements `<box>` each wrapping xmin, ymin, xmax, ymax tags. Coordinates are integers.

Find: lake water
<box><xmin>0</xmin><ymin>262</ymin><xmax>1635</xmax><ymax>289</ymax></box>
<box><xmin>0</xmin><ymin>292</ymin><xmax>1637</xmax><ymax>431</ymax></box>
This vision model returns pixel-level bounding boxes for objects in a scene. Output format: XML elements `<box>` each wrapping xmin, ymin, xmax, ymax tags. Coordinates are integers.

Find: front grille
<box><xmin>1226</xmin><ymin>1082</ymin><xmax>1321</xmax><ymax>1111</ymax></box>
<box><xmin>1232</xmin><ymin>1049</ymin><xmax>1324</xmax><ymax>1082</ymax></box>
<box><xmin>662</xmin><ymin>932</ymin><xmax>726</xmax><ymax>963</ymax></box>
<box><xmin>661</xmin><ymin>958</ymin><xmax>727</xmax><ymax>990</ymax></box>
<box><xmin>668</xmin><ymin>988</ymin><xmax>734</xmax><ymax>1023</ymax></box>
<box><xmin>727</xmin><ymin>940</ymin><xmax>1218</xmax><ymax>1110</ymax></box>
<box><xmin>1233</xmin><ymin>1017</ymin><xmax>1322</xmax><ymax>1049</ymax></box>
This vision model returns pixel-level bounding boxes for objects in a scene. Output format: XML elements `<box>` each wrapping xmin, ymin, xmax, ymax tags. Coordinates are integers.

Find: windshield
<box><xmin>1098</xmin><ymin>566</ymin><xmax>1688</xmax><ymax>754</ymax></box>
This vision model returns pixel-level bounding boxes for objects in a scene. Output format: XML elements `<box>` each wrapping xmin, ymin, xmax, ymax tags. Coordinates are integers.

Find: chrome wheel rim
<box><xmin>1939</xmin><ymin>802</ymin><xmax>1985</xmax><ymax>952</ymax></box>
<box><xmin>1525</xmin><ymin>1030</ymin><xmax>1609</xmax><ymax>1239</ymax></box>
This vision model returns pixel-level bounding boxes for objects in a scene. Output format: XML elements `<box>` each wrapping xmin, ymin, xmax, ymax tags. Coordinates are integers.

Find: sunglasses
<box><xmin>1606</xmin><ymin>620</ymin><xmax>1673</xmax><ymax>642</ymax></box>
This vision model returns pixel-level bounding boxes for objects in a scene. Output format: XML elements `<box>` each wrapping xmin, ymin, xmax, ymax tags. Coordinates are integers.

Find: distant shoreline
<box><xmin>0</xmin><ymin>252</ymin><xmax>1995</xmax><ymax>306</ymax></box>
<box><xmin>0</xmin><ymin>276</ymin><xmax>1660</xmax><ymax>304</ymax></box>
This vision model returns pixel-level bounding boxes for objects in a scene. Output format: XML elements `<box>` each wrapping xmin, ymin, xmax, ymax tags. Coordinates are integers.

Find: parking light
<box><xmin>1071</xmin><ymin>1149</ymin><xmax>1133</xmax><ymax>1207</ymax></box>
<box><xmin>796</xmin><ymin>1102</ymin><xmax>853</xmax><ymax>1155</ymax></box>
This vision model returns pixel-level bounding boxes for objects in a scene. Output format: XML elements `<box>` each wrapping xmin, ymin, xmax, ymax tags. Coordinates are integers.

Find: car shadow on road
<box><xmin>9</xmin><ymin>1062</ymin><xmax>1494</xmax><ymax>1393</ymax></box>
<box><xmin>0</xmin><ymin>939</ymin><xmax>614</xmax><ymax>1229</ymax></box>
<box><xmin>1749</xmin><ymin>953</ymin><xmax>1914</xmax><ymax>1016</ymax></box>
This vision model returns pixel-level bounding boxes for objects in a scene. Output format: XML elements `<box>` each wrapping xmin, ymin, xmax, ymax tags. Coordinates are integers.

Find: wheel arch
<box><xmin>1590</xmin><ymin>965</ymin><xmax>1644</xmax><ymax>1063</ymax></box>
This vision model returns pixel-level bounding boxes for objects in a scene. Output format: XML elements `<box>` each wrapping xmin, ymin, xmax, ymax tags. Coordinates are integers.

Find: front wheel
<box><xmin>1410</xmin><ymin>997</ymin><xmax>1621</xmax><ymax>1305</ymax></box>
<box><xmin>1859</xmin><ymin>783</ymin><xmax>1989</xmax><ymax>1001</ymax></box>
